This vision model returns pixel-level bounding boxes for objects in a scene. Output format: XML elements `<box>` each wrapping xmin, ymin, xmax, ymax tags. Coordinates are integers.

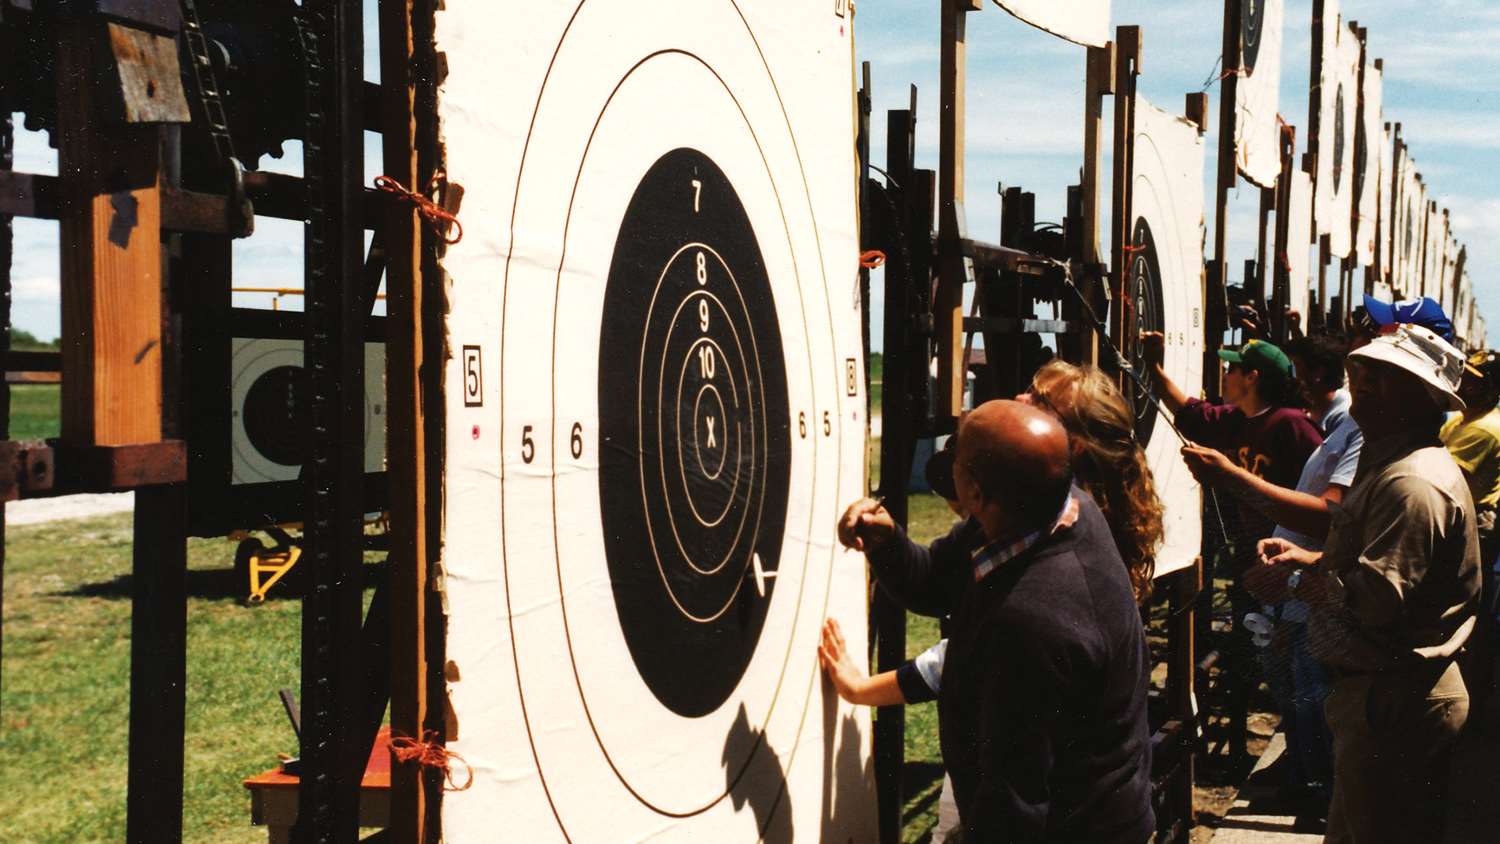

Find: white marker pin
<box><xmin>751</xmin><ymin>553</ymin><xmax>776</xmax><ymax>597</ymax></box>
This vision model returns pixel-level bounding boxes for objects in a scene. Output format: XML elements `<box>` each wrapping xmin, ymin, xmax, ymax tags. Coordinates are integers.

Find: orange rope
<box><xmin>390</xmin><ymin>730</ymin><xmax>474</xmax><ymax>791</ymax></box>
<box><xmin>375</xmin><ymin>172</ymin><xmax>464</xmax><ymax>245</ymax></box>
<box><xmin>859</xmin><ymin>250</ymin><xmax>886</xmax><ymax>269</ymax></box>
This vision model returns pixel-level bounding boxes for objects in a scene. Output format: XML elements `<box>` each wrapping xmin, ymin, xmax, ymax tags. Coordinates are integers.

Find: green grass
<box><xmin>0</xmin><ymin>513</ymin><xmax>311</xmax><ymax>843</ymax></box>
<box><xmin>0</xmin><ymin>412</ymin><xmax>944</xmax><ymax>841</ymax></box>
<box><xmin>9</xmin><ymin>384</ymin><xmax>61</xmax><ymax>440</ymax></box>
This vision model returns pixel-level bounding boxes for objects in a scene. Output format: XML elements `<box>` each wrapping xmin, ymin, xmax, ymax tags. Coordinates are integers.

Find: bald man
<box><xmin>839</xmin><ymin>401</ymin><xmax>1154</xmax><ymax>842</ymax></box>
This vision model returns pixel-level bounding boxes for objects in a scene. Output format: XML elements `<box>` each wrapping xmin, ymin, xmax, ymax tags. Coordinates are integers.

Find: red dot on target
<box><xmin>471</xmin><ymin>425</ymin><xmax>481</xmax><ymax>440</ymax></box>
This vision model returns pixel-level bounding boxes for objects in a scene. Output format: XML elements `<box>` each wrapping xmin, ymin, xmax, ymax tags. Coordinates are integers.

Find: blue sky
<box><xmin>7</xmin><ymin>0</ymin><xmax>1498</xmax><ymax>347</ymax></box>
<box><xmin>855</xmin><ymin>0</ymin><xmax>1500</xmax><ymax>348</ymax></box>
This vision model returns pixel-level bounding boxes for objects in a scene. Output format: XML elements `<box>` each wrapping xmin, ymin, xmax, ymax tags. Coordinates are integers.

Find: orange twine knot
<box><xmin>859</xmin><ymin>250</ymin><xmax>886</xmax><ymax>269</ymax></box>
<box><xmin>374</xmin><ymin>171</ymin><xmax>464</xmax><ymax>245</ymax></box>
<box><xmin>390</xmin><ymin>730</ymin><xmax>474</xmax><ymax>792</ymax></box>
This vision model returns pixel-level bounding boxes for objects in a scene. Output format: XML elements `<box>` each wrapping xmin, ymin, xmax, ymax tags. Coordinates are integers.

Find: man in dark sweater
<box><xmin>841</xmin><ymin>401</ymin><xmax>1153</xmax><ymax>842</ymax></box>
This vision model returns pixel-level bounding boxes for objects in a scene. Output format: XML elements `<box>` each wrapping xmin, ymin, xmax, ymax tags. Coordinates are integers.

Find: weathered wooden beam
<box><xmin>935</xmin><ymin>0</ymin><xmax>980</xmax><ymax>423</ymax></box>
<box><xmin>57</xmin><ymin>19</ymin><xmax>164</xmax><ymax>446</ymax></box>
<box><xmin>381</xmin><ymin>0</ymin><xmax>433</xmax><ymax>837</ymax></box>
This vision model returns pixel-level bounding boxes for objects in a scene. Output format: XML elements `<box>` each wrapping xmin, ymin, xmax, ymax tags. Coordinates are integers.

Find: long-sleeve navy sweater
<box><xmin>868</xmin><ymin>494</ymin><xmax>1154</xmax><ymax>843</ymax></box>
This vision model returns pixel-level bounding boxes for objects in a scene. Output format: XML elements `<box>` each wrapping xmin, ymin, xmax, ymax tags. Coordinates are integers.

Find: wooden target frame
<box><xmin>435</xmin><ymin>1</ymin><xmax>874</xmax><ymax>840</ymax></box>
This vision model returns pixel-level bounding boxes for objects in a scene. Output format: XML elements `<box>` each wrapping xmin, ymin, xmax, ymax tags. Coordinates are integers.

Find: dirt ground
<box><xmin>1190</xmin><ymin>710</ymin><xmax>1279</xmax><ymax>842</ymax></box>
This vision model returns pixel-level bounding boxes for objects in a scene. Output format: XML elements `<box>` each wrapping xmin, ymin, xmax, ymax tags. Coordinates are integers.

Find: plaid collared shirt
<box><xmin>970</xmin><ymin>493</ymin><xmax>1081</xmax><ymax>582</ymax></box>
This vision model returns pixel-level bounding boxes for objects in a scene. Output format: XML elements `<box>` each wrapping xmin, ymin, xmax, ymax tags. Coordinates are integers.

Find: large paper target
<box><xmin>1132</xmin><ymin>98</ymin><xmax>1205</xmax><ymax>578</ymax></box>
<box><xmin>229</xmin><ymin>339</ymin><xmax>386</xmax><ymax>485</ymax></box>
<box><xmin>1315</xmin><ymin>2</ymin><xmax>1360</xmax><ymax>259</ymax></box>
<box><xmin>1234</xmin><ymin>0</ymin><xmax>1283</xmax><ymax>189</ymax></box>
<box><xmin>436</xmin><ymin>2</ymin><xmax>874</xmax><ymax>841</ymax></box>
<box><xmin>991</xmin><ymin>0</ymin><xmax>1110</xmax><ymax>48</ymax></box>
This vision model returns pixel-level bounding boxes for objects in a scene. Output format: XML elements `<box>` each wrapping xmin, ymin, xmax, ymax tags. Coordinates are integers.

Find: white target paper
<box><xmin>435</xmin><ymin>1</ymin><xmax>875</xmax><ymax>841</ymax></box>
<box><xmin>992</xmin><ymin>0</ymin><xmax>1110</xmax><ymax>48</ymax></box>
<box><xmin>1283</xmin><ymin>168</ymin><xmax>1314</xmax><ymax>326</ymax></box>
<box><xmin>1395</xmin><ymin>151</ymin><xmax>1424</xmax><ymax>298</ymax></box>
<box><xmin>1423</xmin><ymin>202</ymin><xmax>1443</xmax><ymax>300</ymax></box>
<box><xmin>229</xmin><ymin>339</ymin><xmax>386</xmax><ymax>484</ymax></box>
<box><xmin>1314</xmin><ymin>3</ymin><xmax>1359</xmax><ymax>259</ymax></box>
<box><xmin>1234</xmin><ymin>0</ymin><xmax>1284</xmax><ymax>189</ymax></box>
<box><xmin>1132</xmin><ymin>98</ymin><xmax>1205</xmax><ymax>578</ymax></box>
<box><xmin>1355</xmin><ymin>58</ymin><xmax>1382</xmax><ymax>266</ymax></box>
<box><xmin>1377</xmin><ymin>125</ymin><xmax>1394</xmax><ymax>284</ymax></box>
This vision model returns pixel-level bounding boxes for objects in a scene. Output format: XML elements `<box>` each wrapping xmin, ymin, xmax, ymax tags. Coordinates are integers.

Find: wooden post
<box><xmin>381</xmin><ymin>0</ymin><xmax>432</xmax><ymax>839</ymax></box>
<box><xmin>1109</xmin><ymin>28</ymin><xmax>1139</xmax><ymax>331</ymax></box>
<box><xmin>1169</xmin><ymin>559</ymin><xmax>1204</xmax><ymax>835</ymax></box>
<box><xmin>1109</xmin><ymin>26</ymin><xmax>1141</xmax><ymax>397</ymax></box>
<box><xmin>1078</xmin><ymin>42</ymin><xmax>1115</xmax><ymax>366</ymax></box>
<box><xmin>126</xmin><ymin>484</ymin><xmax>188</xmax><ymax>844</ymax></box>
<box><xmin>1271</xmin><ymin>126</ymin><xmax>1295</xmax><ymax>342</ymax></box>
<box><xmin>0</xmin><ymin>110</ymin><xmax>10</xmax><ymax>734</ymax></box>
<box><xmin>1256</xmin><ymin>187</ymin><xmax>1274</xmax><ymax>306</ymax></box>
<box><xmin>56</xmin><ymin>21</ymin><xmax>163</xmax><ymax>446</ymax></box>
<box><xmin>1317</xmin><ymin>234</ymin><xmax>1331</xmax><ymax>327</ymax></box>
<box><xmin>1210</xmin><ymin>0</ymin><xmax>1242</xmax><ymax>397</ymax></box>
<box><xmin>873</xmin><ymin>99</ymin><xmax>919</xmax><ymax>844</ymax></box>
<box><xmin>936</xmin><ymin>0</ymin><xmax>982</xmax><ymax>423</ymax></box>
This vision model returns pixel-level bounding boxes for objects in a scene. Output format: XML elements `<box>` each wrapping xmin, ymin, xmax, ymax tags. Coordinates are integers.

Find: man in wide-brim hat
<box><xmin>1248</xmin><ymin>323</ymin><xmax>1480</xmax><ymax>843</ymax></box>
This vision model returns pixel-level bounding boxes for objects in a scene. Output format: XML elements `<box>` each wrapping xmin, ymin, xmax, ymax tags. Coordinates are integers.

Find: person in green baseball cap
<box><xmin>1142</xmin><ymin>330</ymin><xmax>1323</xmax><ymax>759</ymax></box>
<box><xmin>1216</xmin><ymin>338</ymin><xmax>1297</xmax><ymax>405</ymax></box>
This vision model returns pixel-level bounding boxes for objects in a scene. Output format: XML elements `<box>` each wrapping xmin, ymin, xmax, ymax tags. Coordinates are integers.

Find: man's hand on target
<box><xmin>836</xmin><ymin>497</ymin><xmax>895</xmax><ymax>552</ymax></box>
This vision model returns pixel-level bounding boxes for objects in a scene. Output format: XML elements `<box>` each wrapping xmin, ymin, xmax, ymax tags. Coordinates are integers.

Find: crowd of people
<box><xmin>820</xmin><ymin>295</ymin><xmax>1500</xmax><ymax>843</ymax></box>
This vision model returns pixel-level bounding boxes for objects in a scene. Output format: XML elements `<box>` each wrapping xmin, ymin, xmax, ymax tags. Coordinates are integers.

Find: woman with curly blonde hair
<box><xmin>1024</xmin><ymin>359</ymin><xmax>1165</xmax><ymax>606</ymax></box>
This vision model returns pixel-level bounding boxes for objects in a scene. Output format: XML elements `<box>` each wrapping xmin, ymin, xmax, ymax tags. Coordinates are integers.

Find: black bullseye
<box><xmin>1128</xmin><ymin>218</ymin><xmax>1166</xmax><ymax>446</ymax></box>
<box><xmin>242</xmin><ymin>365</ymin><xmax>307</xmax><ymax>467</ymax></box>
<box><xmin>598</xmin><ymin>147</ymin><xmax>791</xmax><ymax>718</ymax></box>
<box><xmin>1333</xmin><ymin>83</ymin><xmax>1346</xmax><ymax>193</ymax></box>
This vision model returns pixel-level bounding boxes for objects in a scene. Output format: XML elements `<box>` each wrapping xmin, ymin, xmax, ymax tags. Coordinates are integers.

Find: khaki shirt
<box><xmin>1307</xmin><ymin>430</ymin><xmax>1480</xmax><ymax>672</ymax></box>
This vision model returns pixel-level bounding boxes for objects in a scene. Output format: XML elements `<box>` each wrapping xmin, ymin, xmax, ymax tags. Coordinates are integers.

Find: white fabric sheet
<box><xmin>1314</xmin><ymin>2</ymin><xmax>1360</xmax><ymax>259</ymax></box>
<box><xmin>435</xmin><ymin>2</ymin><xmax>875</xmax><ymax>840</ymax></box>
<box><xmin>1283</xmin><ymin>168</ymin><xmax>1314</xmax><ymax>328</ymax></box>
<box><xmin>1132</xmin><ymin>97</ymin><xmax>1205</xmax><ymax>578</ymax></box>
<box><xmin>1234</xmin><ymin>0</ymin><xmax>1284</xmax><ymax>188</ymax></box>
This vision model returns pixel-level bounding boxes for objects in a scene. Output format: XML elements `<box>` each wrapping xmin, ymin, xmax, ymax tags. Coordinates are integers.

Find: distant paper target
<box><xmin>1377</xmin><ymin>126</ymin><xmax>1394</xmax><ymax>284</ymax></box>
<box><xmin>1423</xmin><ymin>202</ymin><xmax>1442</xmax><ymax>299</ymax></box>
<box><xmin>230</xmin><ymin>339</ymin><xmax>386</xmax><ymax>485</ymax></box>
<box><xmin>1282</xmin><ymin>168</ymin><xmax>1314</xmax><ymax>324</ymax></box>
<box><xmin>1132</xmin><ymin>98</ymin><xmax>1205</xmax><ymax>578</ymax></box>
<box><xmin>1315</xmin><ymin>2</ymin><xmax>1359</xmax><ymax>259</ymax></box>
<box><xmin>436</xmin><ymin>1</ymin><xmax>874</xmax><ymax>841</ymax></box>
<box><xmin>1355</xmin><ymin>59</ymin><xmax>1383</xmax><ymax>265</ymax></box>
<box><xmin>992</xmin><ymin>0</ymin><xmax>1110</xmax><ymax>48</ymax></box>
<box><xmin>1234</xmin><ymin>0</ymin><xmax>1283</xmax><ymax>188</ymax></box>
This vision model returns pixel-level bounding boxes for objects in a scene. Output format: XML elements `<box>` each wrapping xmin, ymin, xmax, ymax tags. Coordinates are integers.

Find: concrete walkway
<box><xmin>4</xmin><ymin>491</ymin><xmax>134</xmax><ymax>525</ymax></box>
<box><xmin>1210</xmin><ymin>732</ymin><xmax>1322</xmax><ymax>843</ymax></box>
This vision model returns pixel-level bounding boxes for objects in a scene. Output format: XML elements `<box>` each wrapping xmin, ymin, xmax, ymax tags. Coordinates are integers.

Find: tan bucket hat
<box><xmin>1347</xmin><ymin>323</ymin><xmax>1467</xmax><ymax>412</ymax></box>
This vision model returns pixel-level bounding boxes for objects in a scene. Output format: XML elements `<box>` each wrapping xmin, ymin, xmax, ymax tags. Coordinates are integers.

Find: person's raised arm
<box><xmin>1181</xmin><ymin>443</ymin><xmax>1343</xmax><ymax>538</ymax></box>
<box><xmin>838</xmin><ymin>497</ymin><xmax>970</xmax><ymax>617</ymax></box>
<box><xmin>1140</xmin><ymin>331</ymin><xmax>1190</xmax><ymax>413</ymax></box>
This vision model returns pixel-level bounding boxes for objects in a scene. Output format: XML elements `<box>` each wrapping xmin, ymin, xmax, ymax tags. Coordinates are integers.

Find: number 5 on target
<box><xmin>462</xmin><ymin>345</ymin><xmax>483</xmax><ymax>407</ymax></box>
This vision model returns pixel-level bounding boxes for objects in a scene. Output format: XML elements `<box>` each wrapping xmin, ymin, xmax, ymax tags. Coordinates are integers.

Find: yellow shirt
<box><xmin>1440</xmin><ymin>408</ymin><xmax>1500</xmax><ymax>510</ymax></box>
